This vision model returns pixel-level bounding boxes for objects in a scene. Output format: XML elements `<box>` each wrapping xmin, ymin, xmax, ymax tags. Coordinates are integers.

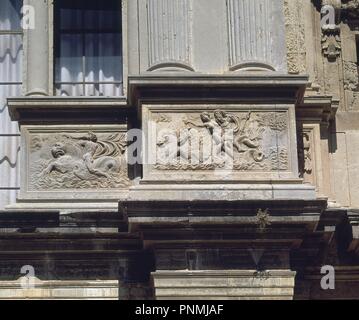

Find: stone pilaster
<box><xmin>227</xmin><ymin>0</ymin><xmax>287</xmax><ymax>72</ymax></box>
<box><xmin>146</xmin><ymin>0</ymin><xmax>193</xmax><ymax>72</ymax></box>
<box><xmin>25</xmin><ymin>0</ymin><xmax>50</xmax><ymax>96</ymax></box>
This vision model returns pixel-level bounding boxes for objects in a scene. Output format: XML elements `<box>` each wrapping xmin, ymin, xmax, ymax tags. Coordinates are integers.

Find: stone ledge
<box><xmin>121</xmin><ymin>199</ymin><xmax>327</xmax><ymax>218</ymax></box>
<box><xmin>6</xmin><ymin>201</ymin><xmax>120</xmax><ymax>215</ymax></box>
<box><xmin>7</xmin><ymin>97</ymin><xmax>130</xmax><ymax>123</ymax></box>
<box><xmin>0</xmin><ymin>279</ymin><xmax>119</xmax><ymax>300</ymax></box>
<box><xmin>152</xmin><ymin>270</ymin><xmax>296</xmax><ymax>300</ymax></box>
<box><xmin>128</xmin><ymin>74</ymin><xmax>309</xmax><ymax>105</ymax></box>
<box><xmin>127</xmin><ymin>184</ymin><xmax>317</xmax><ymax>202</ymax></box>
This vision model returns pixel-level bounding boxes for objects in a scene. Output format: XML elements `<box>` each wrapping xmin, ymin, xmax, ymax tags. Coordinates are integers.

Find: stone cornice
<box><xmin>7</xmin><ymin>97</ymin><xmax>130</xmax><ymax>123</ymax></box>
<box><xmin>8</xmin><ymin>75</ymin><xmax>310</xmax><ymax>122</ymax></box>
<box><xmin>121</xmin><ymin>199</ymin><xmax>327</xmax><ymax>221</ymax></box>
<box><xmin>128</xmin><ymin>74</ymin><xmax>309</xmax><ymax>107</ymax></box>
<box><xmin>297</xmin><ymin>95</ymin><xmax>339</xmax><ymax>124</ymax></box>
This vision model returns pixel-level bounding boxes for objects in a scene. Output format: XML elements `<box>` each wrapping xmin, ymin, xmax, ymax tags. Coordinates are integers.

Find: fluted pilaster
<box><xmin>227</xmin><ymin>0</ymin><xmax>287</xmax><ymax>72</ymax></box>
<box><xmin>147</xmin><ymin>0</ymin><xmax>193</xmax><ymax>72</ymax></box>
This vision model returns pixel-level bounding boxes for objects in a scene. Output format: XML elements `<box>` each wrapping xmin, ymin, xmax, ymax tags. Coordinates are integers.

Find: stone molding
<box><xmin>151</xmin><ymin>270</ymin><xmax>296</xmax><ymax>300</ymax></box>
<box><xmin>0</xmin><ymin>279</ymin><xmax>119</xmax><ymax>300</ymax></box>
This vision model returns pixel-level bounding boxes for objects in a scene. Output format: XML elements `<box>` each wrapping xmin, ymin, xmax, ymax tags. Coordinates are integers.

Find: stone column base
<box><xmin>152</xmin><ymin>270</ymin><xmax>296</xmax><ymax>300</ymax></box>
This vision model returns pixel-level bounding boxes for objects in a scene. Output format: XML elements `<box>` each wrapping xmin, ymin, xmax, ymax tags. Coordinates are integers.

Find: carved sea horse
<box><xmin>40</xmin><ymin>132</ymin><xmax>125</xmax><ymax>180</ymax></box>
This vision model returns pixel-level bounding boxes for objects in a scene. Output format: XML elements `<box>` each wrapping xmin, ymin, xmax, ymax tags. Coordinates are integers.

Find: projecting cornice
<box><xmin>7</xmin><ymin>97</ymin><xmax>130</xmax><ymax>123</ymax></box>
<box><xmin>297</xmin><ymin>95</ymin><xmax>339</xmax><ymax>125</ymax></box>
<box><xmin>128</xmin><ymin>74</ymin><xmax>309</xmax><ymax>107</ymax></box>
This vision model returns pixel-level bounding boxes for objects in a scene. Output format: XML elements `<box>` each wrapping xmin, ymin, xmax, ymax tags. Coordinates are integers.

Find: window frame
<box><xmin>50</xmin><ymin>0</ymin><xmax>128</xmax><ymax>98</ymax></box>
<box><xmin>0</xmin><ymin>0</ymin><xmax>24</xmax><ymax>206</ymax></box>
<box><xmin>0</xmin><ymin>0</ymin><xmax>23</xmax><ymax>88</ymax></box>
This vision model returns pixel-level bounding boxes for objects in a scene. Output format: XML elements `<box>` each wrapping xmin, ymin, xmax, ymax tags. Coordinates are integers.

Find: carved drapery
<box><xmin>227</xmin><ymin>0</ymin><xmax>287</xmax><ymax>72</ymax></box>
<box><xmin>147</xmin><ymin>0</ymin><xmax>193</xmax><ymax>72</ymax></box>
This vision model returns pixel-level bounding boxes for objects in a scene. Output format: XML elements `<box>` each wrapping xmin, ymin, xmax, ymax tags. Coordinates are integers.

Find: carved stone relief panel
<box><xmin>298</xmin><ymin>123</ymin><xmax>324</xmax><ymax>195</ymax></box>
<box><xmin>21</xmin><ymin>125</ymin><xmax>130</xmax><ymax>200</ymax></box>
<box><xmin>343</xmin><ymin>60</ymin><xmax>359</xmax><ymax>109</ymax></box>
<box><xmin>299</xmin><ymin>127</ymin><xmax>316</xmax><ymax>186</ymax></box>
<box><xmin>142</xmin><ymin>104</ymin><xmax>299</xmax><ymax>182</ymax></box>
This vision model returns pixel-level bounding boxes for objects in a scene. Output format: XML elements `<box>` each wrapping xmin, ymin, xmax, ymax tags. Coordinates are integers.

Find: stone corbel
<box><xmin>296</xmin><ymin>96</ymin><xmax>338</xmax><ymax>198</ymax></box>
<box><xmin>321</xmin><ymin>0</ymin><xmax>342</xmax><ymax>61</ymax></box>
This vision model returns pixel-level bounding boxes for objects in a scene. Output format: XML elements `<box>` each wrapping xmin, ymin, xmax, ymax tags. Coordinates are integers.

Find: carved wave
<box><xmin>30</xmin><ymin>159</ymin><xmax>129</xmax><ymax>190</ymax></box>
<box><xmin>154</xmin><ymin>148</ymin><xmax>288</xmax><ymax>172</ymax></box>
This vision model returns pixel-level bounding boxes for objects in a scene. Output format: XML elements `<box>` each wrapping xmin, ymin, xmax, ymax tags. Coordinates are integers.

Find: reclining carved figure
<box><xmin>40</xmin><ymin>133</ymin><xmax>122</xmax><ymax>180</ymax></box>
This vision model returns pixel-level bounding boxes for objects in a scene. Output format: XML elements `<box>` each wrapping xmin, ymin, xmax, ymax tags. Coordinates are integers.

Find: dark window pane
<box><xmin>59</xmin><ymin>7</ymin><xmax>83</xmax><ymax>31</ymax></box>
<box><xmin>57</xmin><ymin>0</ymin><xmax>121</xmax><ymax>31</ymax></box>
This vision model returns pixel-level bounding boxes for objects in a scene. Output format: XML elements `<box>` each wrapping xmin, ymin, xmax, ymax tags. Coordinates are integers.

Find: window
<box><xmin>54</xmin><ymin>0</ymin><xmax>123</xmax><ymax>97</ymax></box>
<box><xmin>0</xmin><ymin>0</ymin><xmax>23</xmax><ymax>208</ymax></box>
<box><xmin>0</xmin><ymin>0</ymin><xmax>22</xmax><ymax>107</ymax></box>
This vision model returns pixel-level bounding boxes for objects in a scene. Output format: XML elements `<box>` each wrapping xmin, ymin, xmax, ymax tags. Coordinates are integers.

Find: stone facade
<box><xmin>0</xmin><ymin>0</ymin><xmax>359</xmax><ymax>300</ymax></box>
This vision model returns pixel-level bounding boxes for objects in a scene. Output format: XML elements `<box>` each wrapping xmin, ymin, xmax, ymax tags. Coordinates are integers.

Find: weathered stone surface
<box><xmin>152</xmin><ymin>270</ymin><xmax>296</xmax><ymax>300</ymax></box>
<box><xmin>227</xmin><ymin>0</ymin><xmax>287</xmax><ymax>72</ymax></box>
<box><xmin>0</xmin><ymin>279</ymin><xmax>119</xmax><ymax>300</ymax></box>
<box><xmin>142</xmin><ymin>104</ymin><xmax>299</xmax><ymax>182</ymax></box>
<box><xmin>331</xmin><ymin>133</ymin><xmax>351</xmax><ymax>207</ymax></box>
<box><xmin>0</xmin><ymin>0</ymin><xmax>359</xmax><ymax>301</ymax></box>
